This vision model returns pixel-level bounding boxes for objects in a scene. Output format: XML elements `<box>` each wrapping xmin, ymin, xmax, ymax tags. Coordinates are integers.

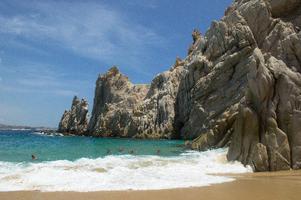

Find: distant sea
<box><xmin>0</xmin><ymin>130</ymin><xmax>251</xmax><ymax>191</ymax></box>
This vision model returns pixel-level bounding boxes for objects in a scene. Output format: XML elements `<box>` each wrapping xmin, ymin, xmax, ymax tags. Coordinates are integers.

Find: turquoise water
<box><xmin>0</xmin><ymin>130</ymin><xmax>251</xmax><ymax>191</ymax></box>
<box><xmin>0</xmin><ymin>130</ymin><xmax>185</xmax><ymax>163</ymax></box>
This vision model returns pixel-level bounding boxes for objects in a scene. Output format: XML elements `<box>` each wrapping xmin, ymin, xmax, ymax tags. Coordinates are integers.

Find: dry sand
<box><xmin>1</xmin><ymin>170</ymin><xmax>300</xmax><ymax>200</ymax></box>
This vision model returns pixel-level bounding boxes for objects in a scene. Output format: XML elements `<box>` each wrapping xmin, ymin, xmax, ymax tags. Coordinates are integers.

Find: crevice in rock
<box><xmin>229</xmin><ymin>63</ymin><xmax>237</xmax><ymax>81</ymax></box>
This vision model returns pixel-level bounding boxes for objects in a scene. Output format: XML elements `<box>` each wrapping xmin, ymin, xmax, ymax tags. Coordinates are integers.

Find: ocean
<box><xmin>0</xmin><ymin>130</ymin><xmax>251</xmax><ymax>192</ymax></box>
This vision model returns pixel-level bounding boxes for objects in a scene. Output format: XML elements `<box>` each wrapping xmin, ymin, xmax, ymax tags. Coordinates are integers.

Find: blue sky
<box><xmin>0</xmin><ymin>0</ymin><xmax>232</xmax><ymax>127</ymax></box>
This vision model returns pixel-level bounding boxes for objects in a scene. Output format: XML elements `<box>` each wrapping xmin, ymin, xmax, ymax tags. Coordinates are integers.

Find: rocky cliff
<box><xmin>185</xmin><ymin>0</ymin><xmax>301</xmax><ymax>171</ymax></box>
<box><xmin>58</xmin><ymin>0</ymin><xmax>301</xmax><ymax>171</ymax></box>
<box><xmin>58</xmin><ymin>96</ymin><xmax>89</xmax><ymax>135</ymax></box>
<box><xmin>87</xmin><ymin>66</ymin><xmax>149</xmax><ymax>137</ymax></box>
<box><xmin>88</xmin><ymin>61</ymin><xmax>185</xmax><ymax>139</ymax></box>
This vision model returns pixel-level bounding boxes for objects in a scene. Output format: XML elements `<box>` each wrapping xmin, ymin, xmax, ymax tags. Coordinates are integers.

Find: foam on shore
<box><xmin>0</xmin><ymin>148</ymin><xmax>252</xmax><ymax>192</ymax></box>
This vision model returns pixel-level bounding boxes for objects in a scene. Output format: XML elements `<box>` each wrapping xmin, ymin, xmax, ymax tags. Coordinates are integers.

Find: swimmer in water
<box><xmin>156</xmin><ymin>149</ymin><xmax>161</xmax><ymax>155</ymax></box>
<box><xmin>31</xmin><ymin>154</ymin><xmax>37</xmax><ymax>160</ymax></box>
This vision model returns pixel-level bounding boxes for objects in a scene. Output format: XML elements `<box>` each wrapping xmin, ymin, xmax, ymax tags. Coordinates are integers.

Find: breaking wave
<box><xmin>0</xmin><ymin>148</ymin><xmax>251</xmax><ymax>192</ymax></box>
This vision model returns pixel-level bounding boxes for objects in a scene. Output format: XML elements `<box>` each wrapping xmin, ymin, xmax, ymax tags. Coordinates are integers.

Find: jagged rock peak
<box><xmin>171</xmin><ymin>56</ymin><xmax>185</xmax><ymax>70</ymax></box>
<box><xmin>182</xmin><ymin>0</ymin><xmax>301</xmax><ymax>172</ymax></box>
<box><xmin>87</xmin><ymin>59</ymin><xmax>185</xmax><ymax>139</ymax></box>
<box><xmin>188</xmin><ymin>28</ymin><xmax>204</xmax><ymax>55</ymax></box>
<box><xmin>58</xmin><ymin>95</ymin><xmax>89</xmax><ymax>135</ymax></box>
<box><xmin>107</xmin><ymin>66</ymin><xmax>120</xmax><ymax>77</ymax></box>
<box><xmin>192</xmin><ymin>28</ymin><xmax>201</xmax><ymax>44</ymax></box>
<box><xmin>72</xmin><ymin>95</ymin><xmax>79</xmax><ymax>103</ymax></box>
<box><xmin>88</xmin><ymin>66</ymin><xmax>150</xmax><ymax>137</ymax></box>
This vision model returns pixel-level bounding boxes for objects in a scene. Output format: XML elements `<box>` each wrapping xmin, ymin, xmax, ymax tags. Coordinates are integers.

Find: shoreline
<box><xmin>1</xmin><ymin>170</ymin><xmax>300</xmax><ymax>200</ymax></box>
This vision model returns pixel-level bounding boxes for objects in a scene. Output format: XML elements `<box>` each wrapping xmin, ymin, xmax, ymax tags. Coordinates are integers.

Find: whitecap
<box><xmin>0</xmin><ymin>148</ymin><xmax>252</xmax><ymax>192</ymax></box>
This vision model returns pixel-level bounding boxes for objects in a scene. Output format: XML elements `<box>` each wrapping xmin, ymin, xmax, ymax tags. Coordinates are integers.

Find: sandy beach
<box><xmin>1</xmin><ymin>170</ymin><xmax>300</xmax><ymax>200</ymax></box>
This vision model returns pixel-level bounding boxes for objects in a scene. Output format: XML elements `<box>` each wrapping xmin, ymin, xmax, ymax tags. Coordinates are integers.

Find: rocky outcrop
<box><xmin>231</xmin><ymin>0</ymin><xmax>301</xmax><ymax>171</ymax></box>
<box><xmin>87</xmin><ymin>63</ymin><xmax>185</xmax><ymax>139</ymax></box>
<box><xmin>182</xmin><ymin>0</ymin><xmax>301</xmax><ymax>171</ymax></box>
<box><xmin>175</xmin><ymin>0</ymin><xmax>257</xmax><ymax>142</ymax></box>
<box><xmin>88</xmin><ymin>66</ymin><xmax>149</xmax><ymax>137</ymax></box>
<box><xmin>227</xmin><ymin>49</ymin><xmax>301</xmax><ymax>171</ymax></box>
<box><xmin>132</xmin><ymin>58</ymin><xmax>185</xmax><ymax>138</ymax></box>
<box><xmin>58</xmin><ymin>0</ymin><xmax>301</xmax><ymax>171</ymax></box>
<box><xmin>58</xmin><ymin>96</ymin><xmax>89</xmax><ymax>135</ymax></box>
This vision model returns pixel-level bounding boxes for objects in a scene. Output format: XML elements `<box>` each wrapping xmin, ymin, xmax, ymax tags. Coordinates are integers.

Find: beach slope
<box><xmin>1</xmin><ymin>170</ymin><xmax>300</xmax><ymax>200</ymax></box>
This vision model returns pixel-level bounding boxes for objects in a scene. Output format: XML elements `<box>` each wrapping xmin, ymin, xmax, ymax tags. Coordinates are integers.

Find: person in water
<box><xmin>156</xmin><ymin>149</ymin><xmax>161</xmax><ymax>155</ymax></box>
<box><xmin>31</xmin><ymin>154</ymin><xmax>37</xmax><ymax>160</ymax></box>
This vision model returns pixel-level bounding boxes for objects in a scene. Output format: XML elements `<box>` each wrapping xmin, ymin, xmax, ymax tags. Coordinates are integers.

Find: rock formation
<box><xmin>58</xmin><ymin>96</ymin><xmax>89</xmax><ymax>135</ymax></box>
<box><xmin>58</xmin><ymin>0</ymin><xmax>301</xmax><ymax>171</ymax></box>
<box><xmin>183</xmin><ymin>0</ymin><xmax>301</xmax><ymax>171</ymax></box>
<box><xmin>88</xmin><ymin>66</ymin><xmax>150</xmax><ymax>137</ymax></box>
<box><xmin>188</xmin><ymin>29</ymin><xmax>202</xmax><ymax>54</ymax></box>
<box><xmin>88</xmin><ymin>62</ymin><xmax>185</xmax><ymax>139</ymax></box>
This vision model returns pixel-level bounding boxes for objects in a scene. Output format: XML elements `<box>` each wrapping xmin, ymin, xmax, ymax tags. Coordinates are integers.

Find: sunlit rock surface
<box><xmin>59</xmin><ymin>0</ymin><xmax>301</xmax><ymax>171</ymax></box>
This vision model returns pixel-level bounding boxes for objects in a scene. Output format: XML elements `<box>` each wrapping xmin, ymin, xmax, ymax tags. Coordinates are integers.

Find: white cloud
<box><xmin>0</xmin><ymin>1</ymin><xmax>165</xmax><ymax>73</ymax></box>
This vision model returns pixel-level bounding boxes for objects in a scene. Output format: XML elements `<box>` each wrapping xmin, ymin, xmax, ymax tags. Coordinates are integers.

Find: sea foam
<box><xmin>0</xmin><ymin>148</ymin><xmax>252</xmax><ymax>192</ymax></box>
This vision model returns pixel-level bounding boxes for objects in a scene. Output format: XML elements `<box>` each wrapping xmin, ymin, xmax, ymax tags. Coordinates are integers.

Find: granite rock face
<box><xmin>58</xmin><ymin>0</ymin><xmax>301</xmax><ymax>171</ymax></box>
<box><xmin>181</xmin><ymin>0</ymin><xmax>301</xmax><ymax>171</ymax></box>
<box><xmin>58</xmin><ymin>96</ymin><xmax>89</xmax><ymax>135</ymax></box>
<box><xmin>132</xmin><ymin>59</ymin><xmax>185</xmax><ymax>138</ymax></box>
<box><xmin>88</xmin><ymin>66</ymin><xmax>149</xmax><ymax>137</ymax></box>
<box><xmin>88</xmin><ymin>63</ymin><xmax>185</xmax><ymax>139</ymax></box>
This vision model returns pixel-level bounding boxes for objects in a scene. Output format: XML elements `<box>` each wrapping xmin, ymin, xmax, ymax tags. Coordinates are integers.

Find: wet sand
<box><xmin>1</xmin><ymin>170</ymin><xmax>300</xmax><ymax>200</ymax></box>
